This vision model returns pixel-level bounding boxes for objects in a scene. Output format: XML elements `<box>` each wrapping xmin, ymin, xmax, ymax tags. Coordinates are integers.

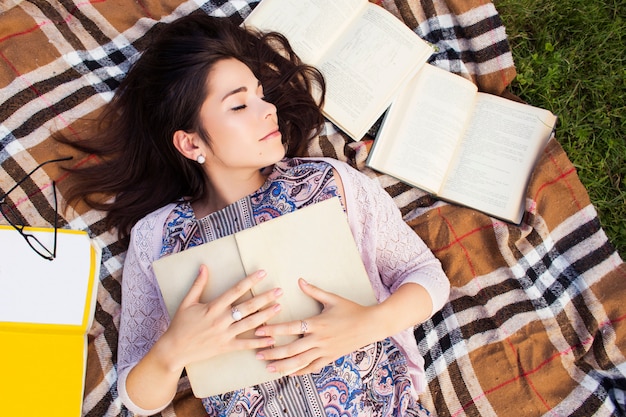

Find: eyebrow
<box><xmin>221</xmin><ymin>80</ymin><xmax>262</xmax><ymax>102</ymax></box>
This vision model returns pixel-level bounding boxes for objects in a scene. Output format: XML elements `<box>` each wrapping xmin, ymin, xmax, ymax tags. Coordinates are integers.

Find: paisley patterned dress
<box><xmin>158</xmin><ymin>159</ymin><xmax>430</xmax><ymax>417</ymax></box>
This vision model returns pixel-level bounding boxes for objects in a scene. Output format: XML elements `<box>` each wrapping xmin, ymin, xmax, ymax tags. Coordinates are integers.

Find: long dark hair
<box><xmin>59</xmin><ymin>13</ymin><xmax>326</xmax><ymax>238</ymax></box>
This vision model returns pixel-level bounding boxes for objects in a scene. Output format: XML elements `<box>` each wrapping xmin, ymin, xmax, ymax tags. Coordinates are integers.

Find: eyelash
<box><xmin>231</xmin><ymin>96</ymin><xmax>267</xmax><ymax>112</ymax></box>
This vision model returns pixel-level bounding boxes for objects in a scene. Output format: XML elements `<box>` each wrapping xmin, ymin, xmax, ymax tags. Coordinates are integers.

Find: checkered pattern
<box><xmin>1</xmin><ymin>1</ymin><xmax>624</xmax><ymax>416</ymax></box>
<box><xmin>313</xmin><ymin>116</ymin><xmax>626</xmax><ymax>417</ymax></box>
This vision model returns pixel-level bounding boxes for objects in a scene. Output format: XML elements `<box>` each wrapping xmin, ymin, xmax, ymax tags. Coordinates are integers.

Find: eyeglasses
<box><xmin>0</xmin><ymin>156</ymin><xmax>73</xmax><ymax>261</ymax></box>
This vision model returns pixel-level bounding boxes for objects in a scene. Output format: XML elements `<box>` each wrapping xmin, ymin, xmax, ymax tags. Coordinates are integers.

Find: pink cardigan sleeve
<box><xmin>320</xmin><ymin>157</ymin><xmax>450</xmax><ymax>312</ymax></box>
<box><xmin>116</xmin><ymin>203</ymin><xmax>183</xmax><ymax>415</ymax></box>
<box><xmin>320</xmin><ymin>157</ymin><xmax>450</xmax><ymax>395</ymax></box>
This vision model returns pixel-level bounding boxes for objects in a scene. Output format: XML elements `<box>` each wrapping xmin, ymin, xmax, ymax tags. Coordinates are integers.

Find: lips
<box><xmin>260</xmin><ymin>129</ymin><xmax>281</xmax><ymax>141</ymax></box>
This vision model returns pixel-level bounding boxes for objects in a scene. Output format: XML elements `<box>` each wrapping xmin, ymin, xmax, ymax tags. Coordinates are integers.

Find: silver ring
<box><xmin>300</xmin><ymin>320</ymin><xmax>308</xmax><ymax>334</ymax></box>
<box><xmin>231</xmin><ymin>306</ymin><xmax>243</xmax><ymax>322</ymax></box>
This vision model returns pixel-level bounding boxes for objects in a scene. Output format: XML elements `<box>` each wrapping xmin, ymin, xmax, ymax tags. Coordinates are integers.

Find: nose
<box><xmin>262</xmin><ymin>99</ymin><xmax>277</xmax><ymax>120</ymax></box>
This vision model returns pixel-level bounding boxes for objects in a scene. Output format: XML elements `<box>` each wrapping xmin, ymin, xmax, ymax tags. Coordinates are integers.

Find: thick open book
<box><xmin>0</xmin><ymin>227</ymin><xmax>101</xmax><ymax>417</ymax></box>
<box><xmin>153</xmin><ymin>197</ymin><xmax>377</xmax><ymax>397</ymax></box>
<box><xmin>366</xmin><ymin>63</ymin><xmax>558</xmax><ymax>224</ymax></box>
<box><xmin>243</xmin><ymin>0</ymin><xmax>433</xmax><ymax>140</ymax></box>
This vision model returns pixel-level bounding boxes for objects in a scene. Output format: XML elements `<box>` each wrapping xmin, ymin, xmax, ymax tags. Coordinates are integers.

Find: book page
<box><xmin>236</xmin><ymin>197</ymin><xmax>376</xmax><ymax>325</ymax></box>
<box><xmin>153</xmin><ymin>233</ymin><xmax>261</xmax><ymax>398</ymax></box>
<box><xmin>440</xmin><ymin>94</ymin><xmax>556</xmax><ymax>222</ymax></box>
<box><xmin>153</xmin><ymin>234</ymin><xmax>249</xmax><ymax>320</ymax></box>
<box><xmin>319</xmin><ymin>5</ymin><xmax>433</xmax><ymax>139</ymax></box>
<box><xmin>0</xmin><ymin>227</ymin><xmax>98</xmax><ymax>326</ymax></box>
<box><xmin>367</xmin><ymin>64</ymin><xmax>477</xmax><ymax>193</ymax></box>
<box><xmin>243</xmin><ymin>0</ymin><xmax>366</xmax><ymax>64</ymax></box>
<box><xmin>0</xmin><ymin>227</ymin><xmax>100</xmax><ymax>415</ymax></box>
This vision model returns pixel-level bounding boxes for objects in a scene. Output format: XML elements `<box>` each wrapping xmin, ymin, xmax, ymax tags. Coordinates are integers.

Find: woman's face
<box><xmin>197</xmin><ymin>58</ymin><xmax>285</xmax><ymax>172</ymax></box>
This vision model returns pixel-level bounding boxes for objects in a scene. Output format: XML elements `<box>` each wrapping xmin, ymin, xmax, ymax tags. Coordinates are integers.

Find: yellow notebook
<box><xmin>0</xmin><ymin>226</ymin><xmax>101</xmax><ymax>417</ymax></box>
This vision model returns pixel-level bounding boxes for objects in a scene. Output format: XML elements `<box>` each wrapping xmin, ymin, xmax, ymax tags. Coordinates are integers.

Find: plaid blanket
<box><xmin>1</xmin><ymin>0</ymin><xmax>624</xmax><ymax>416</ymax></box>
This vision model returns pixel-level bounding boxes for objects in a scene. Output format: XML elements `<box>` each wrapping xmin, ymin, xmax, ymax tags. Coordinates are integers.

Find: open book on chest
<box><xmin>153</xmin><ymin>197</ymin><xmax>377</xmax><ymax>397</ymax></box>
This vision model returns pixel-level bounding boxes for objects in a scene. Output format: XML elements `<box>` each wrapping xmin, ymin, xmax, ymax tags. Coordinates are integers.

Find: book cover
<box><xmin>0</xmin><ymin>227</ymin><xmax>101</xmax><ymax>417</ymax></box>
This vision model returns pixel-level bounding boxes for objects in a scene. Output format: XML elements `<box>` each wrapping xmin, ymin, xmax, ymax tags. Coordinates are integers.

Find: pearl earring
<box><xmin>196</xmin><ymin>155</ymin><xmax>206</xmax><ymax>164</ymax></box>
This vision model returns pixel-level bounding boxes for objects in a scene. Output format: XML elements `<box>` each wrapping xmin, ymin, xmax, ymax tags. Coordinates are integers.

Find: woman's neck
<box><xmin>192</xmin><ymin>166</ymin><xmax>269</xmax><ymax>218</ymax></box>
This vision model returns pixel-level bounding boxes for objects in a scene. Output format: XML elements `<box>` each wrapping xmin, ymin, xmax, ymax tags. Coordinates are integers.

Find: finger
<box><xmin>232</xmin><ymin>302</ymin><xmax>282</xmax><ymax>335</ymax></box>
<box><xmin>178</xmin><ymin>264</ymin><xmax>209</xmax><ymax>310</ymax></box>
<box><xmin>263</xmin><ymin>347</ymin><xmax>318</xmax><ymax>376</ymax></box>
<box><xmin>298</xmin><ymin>278</ymin><xmax>338</xmax><ymax>307</ymax></box>
<box><xmin>216</xmin><ymin>269</ymin><xmax>267</xmax><ymax>309</ymax></box>
<box><xmin>233</xmin><ymin>334</ymin><xmax>277</xmax><ymax>351</ymax></box>
<box><xmin>254</xmin><ymin>317</ymin><xmax>306</xmax><ymax>338</ymax></box>
<box><xmin>290</xmin><ymin>358</ymin><xmax>328</xmax><ymax>376</ymax></box>
<box><xmin>231</xmin><ymin>287</ymin><xmax>283</xmax><ymax>321</ymax></box>
<box><xmin>256</xmin><ymin>335</ymin><xmax>310</xmax><ymax>361</ymax></box>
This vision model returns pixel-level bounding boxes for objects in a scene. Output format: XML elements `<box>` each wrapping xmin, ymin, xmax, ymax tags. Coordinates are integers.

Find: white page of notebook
<box><xmin>0</xmin><ymin>227</ymin><xmax>95</xmax><ymax>325</ymax></box>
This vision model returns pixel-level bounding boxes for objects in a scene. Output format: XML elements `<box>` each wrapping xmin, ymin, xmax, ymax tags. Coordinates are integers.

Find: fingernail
<box><xmin>256</xmin><ymin>353</ymin><xmax>264</xmax><ymax>360</ymax></box>
<box><xmin>274</xmin><ymin>288</ymin><xmax>283</xmax><ymax>297</ymax></box>
<box><xmin>257</xmin><ymin>270</ymin><xmax>267</xmax><ymax>279</ymax></box>
<box><xmin>266</xmin><ymin>365</ymin><xmax>276</xmax><ymax>373</ymax></box>
<box><xmin>255</xmin><ymin>329</ymin><xmax>266</xmax><ymax>336</ymax></box>
<box><xmin>300</xmin><ymin>278</ymin><xmax>308</xmax><ymax>286</ymax></box>
<box><xmin>273</xmin><ymin>304</ymin><xmax>281</xmax><ymax>312</ymax></box>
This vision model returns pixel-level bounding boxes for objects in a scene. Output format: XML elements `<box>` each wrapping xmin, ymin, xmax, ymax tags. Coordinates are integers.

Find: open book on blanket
<box><xmin>0</xmin><ymin>227</ymin><xmax>101</xmax><ymax>417</ymax></box>
<box><xmin>153</xmin><ymin>197</ymin><xmax>377</xmax><ymax>397</ymax></box>
<box><xmin>366</xmin><ymin>63</ymin><xmax>558</xmax><ymax>224</ymax></box>
<box><xmin>243</xmin><ymin>0</ymin><xmax>434</xmax><ymax>140</ymax></box>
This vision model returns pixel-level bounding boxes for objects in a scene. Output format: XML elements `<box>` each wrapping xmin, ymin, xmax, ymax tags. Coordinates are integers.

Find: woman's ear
<box><xmin>172</xmin><ymin>130</ymin><xmax>200</xmax><ymax>160</ymax></box>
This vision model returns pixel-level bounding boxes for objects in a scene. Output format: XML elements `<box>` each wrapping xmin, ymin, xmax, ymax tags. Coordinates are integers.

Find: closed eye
<box><xmin>228</xmin><ymin>82</ymin><xmax>264</xmax><ymax>112</ymax></box>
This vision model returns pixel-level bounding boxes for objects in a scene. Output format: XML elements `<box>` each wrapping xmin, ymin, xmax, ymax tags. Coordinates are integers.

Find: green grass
<box><xmin>495</xmin><ymin>0</ymin><xmax>626</xmax><ymax>259</ymax></box>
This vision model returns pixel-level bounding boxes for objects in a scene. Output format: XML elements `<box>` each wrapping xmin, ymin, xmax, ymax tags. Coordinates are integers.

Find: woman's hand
<box><xmin>161</xmin><ymin>265</ymin><xmax>283</xmax><ymax>370</ymax></box>
<box><xmin>253</xmin><ymin>278</ymin><xmax>383</xmax><ymax>376</ymax></box>
<box><xmin>254</xmin><ymin>279</ymin><xmax>433</xmax><ymax>376</ymax></box>
<box><xmin>126</xmin><ymin>265</ymin><xmax>282</xmax><ymax>411</ymax></box>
